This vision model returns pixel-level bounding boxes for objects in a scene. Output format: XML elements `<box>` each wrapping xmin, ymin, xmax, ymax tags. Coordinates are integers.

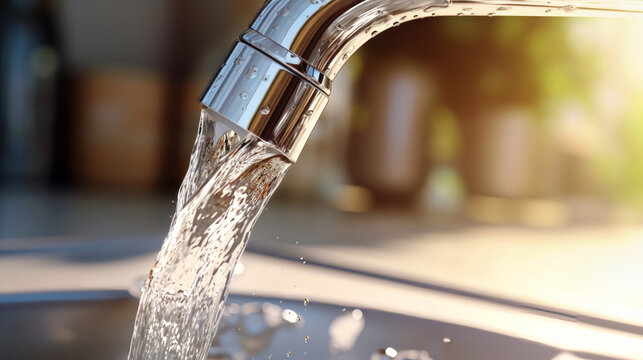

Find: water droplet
<box><xmin>268</xmin><ymin>354</ymin><xmax>272</xmax><ymax>359</ymax></box>
<box><xmin>497</xmin><ymin>6</ymin><xmax>511</xmax><ymax>11</ymax></box>
<box><xmin>245</xmin><ymin>66</ymin><xmax>258</xmax><ymax>79</ymax></box>
<box><xmin>352</xmin><ymin>308</ymin><xmax>363</xmax><ymax>319</ymax></box>
<box><xmin>393</xmin><ymin>21</ymin><xmax>400</xmax><ymax>26</ymax></box>
<box><xmin>297</xmin><ymin>315</ymin><xmax>301</xmax><ymax>322</ymax></box>
<box><xmin>304</xmin><ymin>336</ymin><xmax>310</xmax><ymax>343</ymax></box>
<box><xmin>342</xmin><ymin>308</ymin><xmax>347</xmax><ymax>312</ymax></box>
<box><xmin>462</xmin><ymin>7</ymin><xmax>472</xmax><ymax>11</ymax></box>
<box><xmin>260</xmin><ymin>106</ymin><xmax>271</xmax><ymax>115</ymax></box>
<box><xmin>286</xmin><ymin>350</ymin><xmax>291</xmax><ymax>357</ymax></box>
<box><xmin>443</xmin><ymin>337</ymin><xmax>451</xmax><ymax>344</ymax></box>
<box><xmin>342</xmin><ymin>53</ymin><xmax>349</xmax><ymax>61</ymax></box>
<box><xmin>303</xmin><ymin>298</ymin><xmax>309</xmax><ymax>306</ymax></box>
<box><xmin>561</xmin><ymin>4</ymin><xmax>576</xmax><ymax>12</ymax></box>
<box><xmin>372</xmin><ymin>347</ymin><xmax>398</xmax><ymax>358</ymax></box>
<box><xmin>487</xmin><ymin>12</ymin><xmax>496</xmax><ymax>17</ymax></box>
<box><xmin>377</xmin><ymin>10</ymin><xmax>384</xmax><ymax>15</ymax></box>
<box><xmin>545</xmin><ymin>8</ymin><xmax>552</xmax><ymax>13</ymax></box>
<box><xmin>278</xmin><ymin>6</ymin><xmax>290</xmax><ymax>17</ymax></box>
<box><xmin>234</xmin><ymin>56</ymin><xmax>244</xmax><ymax>65</ymax></box>
<box><xmin>336</xmin><ymin>23</ymin><xmax>346</xmax><ymax>30</ymax></box>
<box><xmin>305</xmin><ymin>110</ymin><xmax>314</xmax><ymax>117</ymax></box>
<box><xmin>240</xmin><ymin>92</ymin><xmax>248</xmax><ymax>100</ymax></box>
<box><xmin>371</xmin><ymin>30</ymin><xmax>378</xmax><ymax>36</ymax></box>
<box><xmin>309</xmin><ymin>0</ymin><xmax>318</xmax><ymax>4</ymax></box>
<box><xmin>262</xmin><ymin>75</ymin><xmax>270</xmax><ymax>82</ymax></box>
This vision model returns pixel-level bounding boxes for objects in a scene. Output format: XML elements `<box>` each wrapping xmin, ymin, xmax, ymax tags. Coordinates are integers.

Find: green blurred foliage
<box><xmin>428</xmin><ymin>107</ymin><xmax>461</xmax><ymax>162</ymax></box>
<box><xmin>618</xmin><ymin>97</ymin><xmax>643</xmax><ymax>204</ymax></box>
<box><xmin>434</xmin><ymin>17</ymin><xmax>596</xmax><ymax>113</ymax></box>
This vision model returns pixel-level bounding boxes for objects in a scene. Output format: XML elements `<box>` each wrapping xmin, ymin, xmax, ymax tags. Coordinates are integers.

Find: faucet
<box><xmin>198</xmin><ymin>0</ymin><xmax>643</xmax><ymax>162</ymax></box>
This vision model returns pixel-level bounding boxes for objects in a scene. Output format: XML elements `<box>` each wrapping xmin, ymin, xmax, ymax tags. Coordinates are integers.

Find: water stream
<box><xmin>128</xmin><ymin>108</ymin><xmax>291</xmax><ymax>360</ymax></box>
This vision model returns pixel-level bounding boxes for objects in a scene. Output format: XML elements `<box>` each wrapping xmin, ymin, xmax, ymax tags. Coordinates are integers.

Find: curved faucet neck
<box><xmin>250</xmin><ymin>0</ymin><xmax>450</xmax><ymax>81</ymax></box>
<box><xmin>200</xmin><ymin>0</ymin><xmax>643</xmax><ymax>162</ymax></box>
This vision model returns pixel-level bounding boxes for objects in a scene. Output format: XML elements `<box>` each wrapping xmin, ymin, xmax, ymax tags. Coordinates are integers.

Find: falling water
<box><xmin>128</xmin><ymin>108</ymin><xmax>291</xmax><ymax>360</ymax></box>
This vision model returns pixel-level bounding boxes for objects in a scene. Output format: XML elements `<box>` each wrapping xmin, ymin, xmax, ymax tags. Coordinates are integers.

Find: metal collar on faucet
<box><xmin>199</xmin><ymin>0</ymin><xmax>643</xmax><ymax>162</ymax></box>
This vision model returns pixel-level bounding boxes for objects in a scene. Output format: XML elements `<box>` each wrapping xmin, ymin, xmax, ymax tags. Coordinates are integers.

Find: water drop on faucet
<box><xmin>561</xmin><ymin>4</ymin><xmax>576</xmax><ymax>12</ymax></box>
<box><xmin>260</xmin><ymin>106</ymin><xmax>271</xmax><ymax>115</ymax></box>
<box><xmin>245</xmin><ymin>66</ymin><xmax>258</xmax><ymax>79</ymax></box>
<box><xmin>278</xmin><ymin>6</ymin><xmax>290</xmax><ymax>17</ymax></box>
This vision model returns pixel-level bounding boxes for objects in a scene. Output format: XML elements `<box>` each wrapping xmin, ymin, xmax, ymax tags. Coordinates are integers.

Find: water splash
<box><xmin>128</xmin><ymin>108</ymin><xmax>291</xmax><ymax>360</ymax></box>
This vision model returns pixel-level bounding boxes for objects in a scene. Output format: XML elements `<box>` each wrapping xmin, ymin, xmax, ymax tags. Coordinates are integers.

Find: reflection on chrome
<box><xmin>371</xmin><ymin>348</ymin><xmax>434</xmax><ymax>360</ymax></box>
<box><xmin>551</xmin><ymin>353</ymin><xmax>590</xmax><ymax>360</ymax></box>
<box><xmin>329</xmin><ymin>307</ymin><xmax>366</xmax><ymax>353</ymax></box>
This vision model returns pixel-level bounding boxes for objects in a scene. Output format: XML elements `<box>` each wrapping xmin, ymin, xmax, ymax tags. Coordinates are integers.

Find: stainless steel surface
<box><xmin>0</xmin><ymin>291</ymin><xmax>601</xmax><ymax>360</ymax></box>
<box><xmin>198</xmin><ymin>34</ymin><xmax>329</xmax><ymax>161</ymax></box>
<box><xmin>200</xmin><ymin>0</ymin><xmax>643</xmax><ymax>161</ymax></box>
<box><xmin>3</xmin><ymin>236</ymin><xmax>643</xmax><ymax>359</ymax></box>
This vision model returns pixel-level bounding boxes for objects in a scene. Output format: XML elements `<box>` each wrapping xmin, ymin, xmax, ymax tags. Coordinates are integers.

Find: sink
<box><xmin>0</xmin><ymin>290</ymin><xmax>613</xmax><ymax>360</ymax></box>
<box><xmin>1</xmin><ymin>236</ymin><xmax>640</xmax><ymax>360</ymax></box>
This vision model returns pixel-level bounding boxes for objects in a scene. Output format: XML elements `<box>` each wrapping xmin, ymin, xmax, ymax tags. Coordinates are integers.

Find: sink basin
<box><xmin>1</xmin><ymin>236</ymin><xmax>641</xmax><ymax>360</ymax></box>
<box><xmin>0</xmin><ymin>290</ymin><xmax>611</xmax><ymax>360</ymax></box>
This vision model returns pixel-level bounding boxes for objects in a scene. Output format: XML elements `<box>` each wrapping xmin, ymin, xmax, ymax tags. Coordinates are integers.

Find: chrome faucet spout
<box><xmin>199</xmin><ymin>0</ymin><xmax>643</xmax><ymax>161</ymax></box>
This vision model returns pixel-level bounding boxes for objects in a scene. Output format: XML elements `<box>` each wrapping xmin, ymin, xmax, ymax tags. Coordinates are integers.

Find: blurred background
<box><xmin>2</xmin><ymin>0</ymin><xmax>643</xmax><ymax>331</ymax></box>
